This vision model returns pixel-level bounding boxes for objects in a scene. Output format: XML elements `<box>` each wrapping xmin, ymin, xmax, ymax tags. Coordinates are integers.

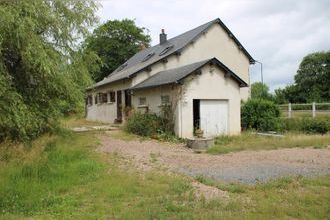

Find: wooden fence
<box><xmin>278</xmin><ymin>102</ymin><xmax>330</xmax><ymax>118</ymax></box>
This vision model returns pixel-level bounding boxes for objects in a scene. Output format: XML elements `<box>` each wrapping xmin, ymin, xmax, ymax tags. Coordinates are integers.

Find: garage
<box><xmin>194</xmin><ymin>100</ymin><xmax>229</xmax><ymax>137</ymax></box>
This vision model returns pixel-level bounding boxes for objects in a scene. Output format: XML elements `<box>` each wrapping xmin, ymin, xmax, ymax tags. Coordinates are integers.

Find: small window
<box><xmin>142</xmin><ymin>52</ymin><xmax>155</xmax><ymax>62</ymax></box>
<box><xmin>161</xmin><ymin>95</ymin><xmax>170</xmax><ymax>105</ymax></box>
<box><xmin>109</xmin><ymin>91</ymin><xmax>116</xmax><ymax>102</ymax></box>
<box><xmin>100</xmin><ymin>93</ymin><xmax>108</xmax><ymax>103</ymax></box>
<box><xmin>116</xmin><ymin>63</ymin><xmax>127</xmax><ymax>72</ymax></box>
<box><xmin>159</xmin><ymin>45</ymin><xmax>174</xmax><ymax>56</ymax></box>
<box><xmin>87</xmin><ymin>95</ymin><xmax>93</xmax><ymax>106</ymax></box>
<box><xmin>139</xmin><ymin>97</ymin><xmax>147</xmax><ymax>106</ymax></box>
<box><xmin>94</xmin><ymin>94</ymin><xmax>98</xmax><ymax>104</ymax></box>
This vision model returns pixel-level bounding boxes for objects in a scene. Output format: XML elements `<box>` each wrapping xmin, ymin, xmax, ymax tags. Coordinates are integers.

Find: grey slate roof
<box><xmin>130</xmin><ymin>58</ymin><xmax>248</xmax><ymax>90</ymax></box>
<box><xmin>91</xmin><ymin>18</ymin><xmax>254</xmax><ymax>89</ymax></box>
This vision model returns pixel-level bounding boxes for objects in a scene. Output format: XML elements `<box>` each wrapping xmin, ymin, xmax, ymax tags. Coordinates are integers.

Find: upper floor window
<box><xmin>142</xmin><ymin>52</ymin><xmax>155</xmax><ymax>62</ymax></box>
<box><xmin>159</xmin><ymin>45</ymin><xmax>174</xmax><ymax>56</ymax></box>
<box><xmin>116</xmin><ymin>63</ymin><xmax>127</xmax><ymax>72</ymax></box>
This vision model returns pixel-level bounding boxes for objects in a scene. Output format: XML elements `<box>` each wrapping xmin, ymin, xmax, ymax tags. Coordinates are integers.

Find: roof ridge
<box><xmin>91</xmin><ymin>18</ymin><xmax>254</xmax><ymax>89</ymax></box>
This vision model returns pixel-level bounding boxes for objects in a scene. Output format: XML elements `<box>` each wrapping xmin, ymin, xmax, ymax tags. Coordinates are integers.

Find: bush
<box><xmin>282</xmin><ymin>117</ymin><xmax>329</xmax><ymax>134</ymax></box>
<box><xmin>241</xmin><ymin>99</ymin><xmax>281</xmax><ymax>131</ymax></box>
<box><xmin>125</xmin><ymin>112</ymin><xmax>161</xmax><ymax>137</ymax></box>
<box><xmin>125</xmin><ymin>105</ymin><xmax>176</xmax><ymax>139</ymax></box>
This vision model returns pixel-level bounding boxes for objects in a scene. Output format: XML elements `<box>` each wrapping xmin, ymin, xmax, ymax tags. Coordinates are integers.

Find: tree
<box><xmin>84</xmin><ymin>19</ymin><xmax>151</xmax><ymax>82</ymax></box>
<box><xmin>0</xmin><ymin>0</ymin><xmax>98</xmax><ymax>142</ymax></box>
<box><xmin>294</xmin><ymin>51</ymin><xmax>330</xmax><ymax>102</ymax></box>
<box><xmin>251</xmin><ymin>82</ymin><xmax>273</xmax><ymax>101</ymax></box>
<box><xmin>274</xmin><ymin>51</ymin><xmax>330</xmax><ymax>104</ymax></box>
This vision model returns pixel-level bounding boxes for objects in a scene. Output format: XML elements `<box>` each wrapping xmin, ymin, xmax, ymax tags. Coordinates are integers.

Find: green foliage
<box><xmin>1</xmin><ymin>130</ymin><xmax>330</xmax><ymax>219</ymax></box>
<box><xmin>0</xmin><ymin>0</ymin><xmax>98</xmax><ymax>142</ymax></box>
<box><xmin>251</xmin><ymin>82</ymin><xmax>274</xmax><ymax>101</ymax></box>
<box><xmin>125</xmin><ymin>106</ymin><xmax>179</xmax><ymax>142</ymax></box>
<box><xmin>282</xmin><ymin>117</ymin><xmax>329</xmax><ymax>134</ymax></box>
<box><xmin>84</xmin><ymin>19</ymin><xmax>151</xmax><ymax>82</ymax></box>
<box><xmin>274</xmin><ymin>51</ymin><xmax>330</xmax><ymax>104</ymax></box>
<box><xmin>241</xmin><ymin>99</ymin><xmax>281</xmax><ymax>131</ymax></box>
<box><xmin>125</xmin><ymin>112</ymin><xmax>161</xmax><ymax>137</ymax></box>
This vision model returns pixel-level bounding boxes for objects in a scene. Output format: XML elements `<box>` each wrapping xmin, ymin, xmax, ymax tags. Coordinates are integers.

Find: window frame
<box><xmin>138</xmin><ymin>97</ymin><xmax>147</xmax><ymax>106</ymax></box>
<box><xmin>87</xmin><ymin>95</ymin><xmax>93</xmax><ymax>106</ymax></box>
<box><xmin>161</xmin><ymin>95</ymin><xmax>170</xmax><ymax>105</ymax></box>
<box><xmin>109</xmin><ymin>91</ymin><xmax>116</xmax><ymax>103</ymax></box>
<box><xmin>100</xmin><ymin>93</ymin><xmax>108</xmax><ymax>103</ymax></box>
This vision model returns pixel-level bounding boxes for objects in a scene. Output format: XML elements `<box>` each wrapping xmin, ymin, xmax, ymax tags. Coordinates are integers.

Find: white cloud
<box><xmin>96</xmin><ymin>0</ymin><xmax>330</xmax><ymax>91</ymax></box>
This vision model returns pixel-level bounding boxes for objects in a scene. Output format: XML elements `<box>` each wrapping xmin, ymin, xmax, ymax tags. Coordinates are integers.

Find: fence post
<box><xmin>288</xmin><ymin>103</ymin><xmax>292</xmax><ymax>118</ymax></box>
<box><xmin>312</xmin><ymin>102</ymin><xmax>316</xmax><ymax>118</ymax></box>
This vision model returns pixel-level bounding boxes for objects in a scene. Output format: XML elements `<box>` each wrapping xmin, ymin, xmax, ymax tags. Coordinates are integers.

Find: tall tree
<box><xmin>294</xmin><ymin>51</ymin><xmax>330</xmax><ymax>102</ymax></box>
<box><xmin>274</xmin><ymin>51</ymin><xmax>330</xmax><ymax>104</ymax></box>
<box><xmin>0</xmin><ymin>0</ymin><xmax>98</xmax><ymax>141</ymax></box>
<box><xmin>84</xmin><ymin>19</ymin><xmax>151</xmax><ymax>82</ymax></box>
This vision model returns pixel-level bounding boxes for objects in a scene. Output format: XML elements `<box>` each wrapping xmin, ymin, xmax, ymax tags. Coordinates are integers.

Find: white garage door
<box><xmin>200</xmin><ymin>100</ymin><xmax>228</xmax><ymax>137</ymax></box>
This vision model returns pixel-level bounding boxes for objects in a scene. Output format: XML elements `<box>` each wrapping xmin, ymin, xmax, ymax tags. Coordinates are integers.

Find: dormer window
<box><xmin>159</xmin><ymin>45</ymin><xmax>174</xmax><ymax>56</ymax></box>
<box><xmin>142</xmin><ymin>52</ymin><xmax>155</xmax><ymax>62</ymax></box>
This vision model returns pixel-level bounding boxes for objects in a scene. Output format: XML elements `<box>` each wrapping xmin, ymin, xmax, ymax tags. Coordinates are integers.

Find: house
<box><xmin>86</xmin><ymin>18</ymin><xmax>255</xmax><ymax>138</ymax></box>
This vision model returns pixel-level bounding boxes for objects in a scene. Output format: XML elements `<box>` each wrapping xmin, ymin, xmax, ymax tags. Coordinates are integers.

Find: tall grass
<box><xmin>1</xmin><ymin>129</ymin><xmax>329</xmax><ymax>219</ymax></box>
<box><xmin>208</xmin><ymin>132</ymin><xmax>330</xmax><ymax>154</ymax></box>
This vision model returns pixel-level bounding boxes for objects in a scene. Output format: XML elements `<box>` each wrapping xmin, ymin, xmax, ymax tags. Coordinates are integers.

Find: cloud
<box><xmin>96</xmin><ymin>0</ymin><xmax>330</xmax><ymax>91</ymax></box>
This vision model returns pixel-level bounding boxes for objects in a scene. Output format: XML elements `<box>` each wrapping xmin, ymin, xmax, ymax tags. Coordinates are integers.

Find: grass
<box><xmin>0</xmin><ymin>131</ymin><xmax>232</xmax><ymax>219</ymax></box>
<box><xmin>60</xmin><ymin>115</ymin><xmax>110</xmax><ymax>128</ymax></box>
<box><xmin>195</xmin><ymin>174</ymin><xmax>330</xmax><ymax>219</ymax></box>
<box><xmin>207</xmin><ymin>132</ymin><xmax>330</xmax><ymax>154</ymax></box>
<box><xmin>0</xmin><ymin>129</ymin><xmax>329</xmax><ymax>219</ymax></box>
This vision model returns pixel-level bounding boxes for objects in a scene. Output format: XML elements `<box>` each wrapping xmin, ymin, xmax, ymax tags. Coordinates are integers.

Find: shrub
<box><xmin>125</xmin><ymin>112</ymin><xmax>161</xmax><ymax>137</ymax></box>
<box><xmin>241</xmin><ymin>99</ymin><xmax>281</xmax><ymax>131</ymax></box>
<box><xmin>282</xmin><ymin>117</ymin><xmax>329</xmax><ymax>134</ymax></box>
<box><xmin>125</xmin><ymin>105</ymin><xmax>176</xmax><ymax>139</ymax></box>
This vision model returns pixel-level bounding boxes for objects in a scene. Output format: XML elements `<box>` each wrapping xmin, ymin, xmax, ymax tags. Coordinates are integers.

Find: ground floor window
<box><xmin>94</xmin><ymin>95</ymin><xmax>98</xmax><ymax>104</ymax></box>
<box><xmin>100</xmin><ymin>93</ymin><xmax>108</xmax><ymax>103</ymax></box>
<box><xmin>109</xmin><ymin>91</ymin><xmax>116</xmax><ymax>102</ymax></box>
<box><xmin>87</xmin><ymin>95</ymin><xmax>93</xmax><ymax>106</ymax></box>
<box><xmin>139</xmin><ymin>97</ymin><xmax>147</xmax><ymax>106</ymax></box>
<box><xmin>161</xmin><ymin>95</ymin><xmax>170</xmax><ymax>105</ymax></box>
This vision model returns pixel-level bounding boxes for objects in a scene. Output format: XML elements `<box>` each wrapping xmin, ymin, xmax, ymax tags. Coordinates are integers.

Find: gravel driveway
<box><xmin>98</xmin><ymin>131</ymin><xmax>330</xmax><ymax>184</ymax></box>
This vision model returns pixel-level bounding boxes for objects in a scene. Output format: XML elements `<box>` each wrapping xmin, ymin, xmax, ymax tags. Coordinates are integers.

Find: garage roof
<box><xmin>130</xmin><ymin>57</ymin><xmax>248</xmax><ymax>90</ymax></box>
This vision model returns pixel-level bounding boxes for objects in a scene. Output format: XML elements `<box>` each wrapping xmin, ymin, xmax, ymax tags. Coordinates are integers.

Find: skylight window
<box><xmin>159</xmin><ymin>45</ymin><xmax>174</xmax><ymax>56</ymax></box>
<box><xmin>142</xmin><ymin>52</ymin><xmax>155</xmax><ymax>62</ymax></box>
<box><xmin>116</xmin><ymin>63</ymin><xmax>127</xmax><ymax>72</ymax></box>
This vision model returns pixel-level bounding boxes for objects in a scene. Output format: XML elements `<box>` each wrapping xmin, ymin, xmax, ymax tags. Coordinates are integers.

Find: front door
<box><xmin>116</xmin><ymin>90</ymin><xmax>122</xmax><ymax>122</ymax></box>
<box><xmin>200</xmin><ymin>100</ymin><xmax>228</xmax><ymax>137</ymax></box>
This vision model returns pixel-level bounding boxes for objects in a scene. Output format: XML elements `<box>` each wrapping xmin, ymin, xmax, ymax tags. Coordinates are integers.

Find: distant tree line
<box><xmin>251</xmin><ymin>51</ymin><xmax>330</xmax><ymax>104</ymax></box>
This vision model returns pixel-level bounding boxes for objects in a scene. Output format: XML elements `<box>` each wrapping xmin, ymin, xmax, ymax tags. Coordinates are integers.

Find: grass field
<box><xmin>208</xmin><ymin>132</ymin><xmax>330</xmax><ymax>154</ymax></box>
<box><xmin>0</xmin><ymin>130</ymin><xmax>329</xmax><ymax>219</ymax></box>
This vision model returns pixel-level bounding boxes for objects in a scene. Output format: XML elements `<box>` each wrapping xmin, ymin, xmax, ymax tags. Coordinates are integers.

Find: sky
<box><xmin>96</xmin><ymin>0</ymin><xmax>330</xmax><ymax>92</ymax></box>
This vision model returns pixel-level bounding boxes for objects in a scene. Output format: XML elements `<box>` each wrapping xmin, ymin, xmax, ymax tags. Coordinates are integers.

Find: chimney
<box><xmin>159</xmin><ymin>29</ymin><xmax>167</xmax><ymax>44</ymax></box>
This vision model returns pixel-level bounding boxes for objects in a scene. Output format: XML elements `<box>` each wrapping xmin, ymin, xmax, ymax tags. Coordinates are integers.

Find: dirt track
<box><xmin>98</xmin><ymin>131</ymin><xmax>330</xmax><ymax>184</ymax></box>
